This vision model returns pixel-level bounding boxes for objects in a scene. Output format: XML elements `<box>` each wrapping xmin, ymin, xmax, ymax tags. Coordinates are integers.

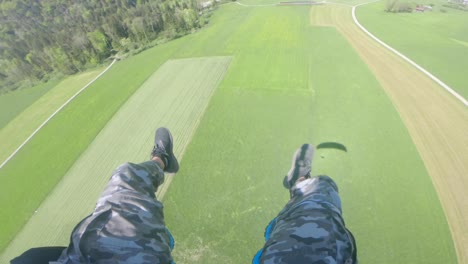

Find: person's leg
<box><xmin>54</xmin><ymin>128</ymin><xmax>178</xmax><ymax>264</ymax></box>
<box><xmin>254</xmin><ymin>144</ymin><xmax>357</xmax><ymax>264</ymax></box>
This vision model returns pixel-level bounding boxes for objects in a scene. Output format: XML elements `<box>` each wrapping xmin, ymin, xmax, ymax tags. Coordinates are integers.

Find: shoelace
<box><xmin>151</xmin><ymin>144</ymin><xmax>169</xmax><ymax>167</ymax></box>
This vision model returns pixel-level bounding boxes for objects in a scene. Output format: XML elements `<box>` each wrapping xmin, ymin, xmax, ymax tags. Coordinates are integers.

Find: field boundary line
<box><xmin>0</xmin><ymin>59</ymin><xmax>117</xmax><ymax>170</ymax></box>
<box><xmin>156</xmin><ymin>56</ymin><xmax>233</xmax><ymax>200</ymax></box>
<box><xmin>351</xmin><ymin>3</ymin><xmax>468</xmax><ymax>106</ymax></box>
<box><xmin>234</xmin><ymin>1</ymin><xmax>277</xmax><ymax>7</ymax></box>
<box><xmin>324</xmin><ymin>1</ymin><xmax>353</xmax><ymax>7</ymax></box>
<box><xmin>234</xmin><ymin>1</ymin><xmax>329</xmax><ymax>7</ymax></box>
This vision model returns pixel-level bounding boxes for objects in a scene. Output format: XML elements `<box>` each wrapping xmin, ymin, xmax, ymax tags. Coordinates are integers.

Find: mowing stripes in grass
<box><xmin>0</xmin><ymin>57</ymin><xmax>231</xmax><ymax>262</ymax></box>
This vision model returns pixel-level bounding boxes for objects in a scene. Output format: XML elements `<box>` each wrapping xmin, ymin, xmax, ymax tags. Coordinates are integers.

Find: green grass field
<box><xmin>0</xmin><ymin>80</ymin><xmax>59</xmax><ymax>129</ymax></box>
<box><xmin>0</xmin><ymin>68</ymin><xmax>105</xmax><ymax>164</ymax></box>
<box><xmin>163</xmin><ymin>7</ymin><xmax>455</xmax><ymax>261</ymax></box>
<box><xmin>357</xmin><ymin>1</ymin><xmax>468</xmax><ymax>99</ymax></box>
<box><xmin>0</xmin><ymin>2</ymin><xmax>457</xmax><ymax>263</ymax></box>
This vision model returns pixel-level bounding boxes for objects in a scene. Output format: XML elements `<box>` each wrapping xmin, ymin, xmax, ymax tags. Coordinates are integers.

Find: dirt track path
<box><xmin>311</xmin><ymin>4</ymin><xmax>468</xmax><ymax>263</ymax></box>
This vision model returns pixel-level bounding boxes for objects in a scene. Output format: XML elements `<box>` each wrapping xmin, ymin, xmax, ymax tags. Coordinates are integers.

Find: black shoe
<box><xmin>283</xmin><ymin>144</ymin><xmax>314</xmax><ymax>189</ymax></box>
<box><xmin>151</xmin><ymin>127</ymin><xmax>179</xmax><ymax>173</ymax></box>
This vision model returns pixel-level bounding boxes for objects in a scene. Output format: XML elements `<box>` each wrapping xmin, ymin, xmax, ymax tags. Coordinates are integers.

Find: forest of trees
<box><xmin>0</xmin><ymin>0</ymin><xmax>211</xmax><ymax>93</ymax></box>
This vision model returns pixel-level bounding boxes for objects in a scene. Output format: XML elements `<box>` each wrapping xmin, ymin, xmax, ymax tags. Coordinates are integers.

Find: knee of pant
<box><xmin>115</xmin><ymin>162</ymin><xmax>132</xmax><ymax>172</ymax></box>
<box><xmin>316</xmin><ymin>175</ymin><xmax>339</xmax><ymax>191</ymax></box>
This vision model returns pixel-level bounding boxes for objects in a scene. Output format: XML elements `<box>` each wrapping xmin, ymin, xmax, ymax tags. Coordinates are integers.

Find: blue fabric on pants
<box><xmin>254</xmin><ymin>176</ymin><xmax>357</xmax><ymax>264</ymax></box>
<box><xmin>53</xmin><ymin>161</ymin><xmax>175</xmax><ymax>264</ymax></box>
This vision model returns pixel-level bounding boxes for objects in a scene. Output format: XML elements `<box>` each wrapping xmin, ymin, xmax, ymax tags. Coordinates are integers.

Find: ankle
<box><xmin>151</xmin><ymin>156</ymin><xmax>166</xmax><ymax>170</ymax></box>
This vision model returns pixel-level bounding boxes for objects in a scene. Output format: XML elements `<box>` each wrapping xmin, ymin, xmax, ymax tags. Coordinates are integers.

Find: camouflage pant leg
<box><xmin>257</xmin><ymin>176</ymin><xmax>357</xmax><ymax>264</ymax></box>
<box><xmin>54</xmin><ymin>161</ymin><xmax>174</xmax><ymax>264</ymax></box>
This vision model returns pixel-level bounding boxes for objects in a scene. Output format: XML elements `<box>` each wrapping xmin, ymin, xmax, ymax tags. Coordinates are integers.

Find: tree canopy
<box><xmin>0</xmin><ymin>0</ymin><xmax>207</xmax><ymax>93</ymax></box>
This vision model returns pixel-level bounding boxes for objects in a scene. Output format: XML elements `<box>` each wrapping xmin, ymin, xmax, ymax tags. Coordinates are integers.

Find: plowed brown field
<box><xmin>311</xmin><ymin>4</ymin><xmax>468</xmax><ymax>263</ymax></box>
